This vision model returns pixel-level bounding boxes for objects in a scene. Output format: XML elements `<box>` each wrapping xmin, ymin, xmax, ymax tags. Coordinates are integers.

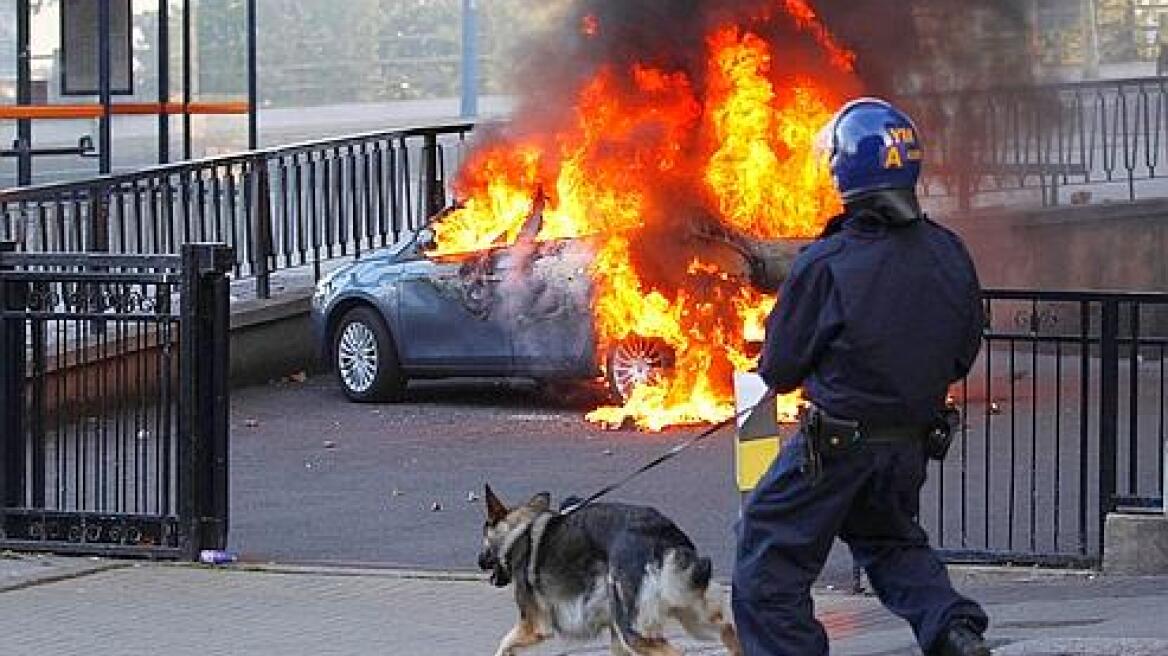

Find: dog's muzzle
<box><xmin>477</xmin><ymin>549</ymin><xmax>498</xmax><ymax>572</ymax></box>
<box><xmin>478</xmin><ymin>550</ymin><xmax>512</xmax><ymax>587</ymax></box>
<box><xmin>489</xmin><ymin>564</ymin><xmax>512</xmax><ymax>587</ymax></box>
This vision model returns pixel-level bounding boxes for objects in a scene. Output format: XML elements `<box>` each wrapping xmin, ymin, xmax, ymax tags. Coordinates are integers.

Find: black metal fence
<box><xmin>0</xmin><ymin>242</ymin><xmax>232</xmax><ymax>559</ymax></box>
<box><xmin>0</xmin><ymin>122</ymin><xmax>475</xmax><ymax>299</ymax></box>
<box><xmin>5</xmin><ymin>76</ymin><xmax>1168</xmax><ymax>291</ymax></box>
<box><xmin>923</xmin><ymin>290</ymin><xmax>1168</xmax><ymax>567</ymax></box>
<box><xmin>909</xmin><ymin>76</ymin><xmax>1168</xmax><ymax>207</ymax></box>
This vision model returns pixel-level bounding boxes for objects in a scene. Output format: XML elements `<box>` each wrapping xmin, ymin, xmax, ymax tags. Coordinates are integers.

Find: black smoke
<box><xmin>502</xmin><ymin>0</ymin><xmax>1037</xmax><ymax>115</ymax></box>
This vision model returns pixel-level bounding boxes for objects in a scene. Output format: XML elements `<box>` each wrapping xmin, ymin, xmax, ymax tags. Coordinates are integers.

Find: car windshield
<box><xmin>419</xmin><ymin>195</ymin><xmax>547</xmax><ymax>258</ymax></box>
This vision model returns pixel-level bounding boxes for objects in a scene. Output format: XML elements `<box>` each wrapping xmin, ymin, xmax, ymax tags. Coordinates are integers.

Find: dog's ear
<box><xmin>485</xmin><ymin>484</ymin><xmax>508</xmax><ymax>524</ymax></box>
<box><xmin>527</xmin><ymin>492</ymin><xmax>551</xmax><ymax>512</ymax></box>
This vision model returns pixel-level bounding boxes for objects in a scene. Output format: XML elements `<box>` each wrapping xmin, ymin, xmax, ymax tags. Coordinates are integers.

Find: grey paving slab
<box><xmin>1</xmin><ymin>561</ymin><xmax>1166</xmax><ymax>656</ymax></box>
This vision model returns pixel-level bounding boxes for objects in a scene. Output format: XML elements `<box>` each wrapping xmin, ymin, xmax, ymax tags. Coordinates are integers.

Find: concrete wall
<box><xmin>229</xmin><ymin>292</ymin><xmax>322</xmax><ymax>386</ymax></box>
<box><xmin>945</xmin><ymin>199</ymin><xmax>1168</xmax><ymax>291</ymax></box>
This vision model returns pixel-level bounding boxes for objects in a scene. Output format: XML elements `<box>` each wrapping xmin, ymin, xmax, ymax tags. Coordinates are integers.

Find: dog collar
<box><xmin>497</xmin><ymin>512</ymin><xmax>556</xmax><ymax>590</ymax></box>
<box><xmin>525</xmin><ymin>513</ymin><xmax>555</xmax><ymax>590</ymax></box>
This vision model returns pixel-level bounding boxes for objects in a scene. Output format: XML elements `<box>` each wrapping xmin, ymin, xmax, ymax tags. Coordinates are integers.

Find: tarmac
<box><xmin>2</xmin><ymin>552</ymin><xmax>1167</xmax><ymax>655</ymax></box>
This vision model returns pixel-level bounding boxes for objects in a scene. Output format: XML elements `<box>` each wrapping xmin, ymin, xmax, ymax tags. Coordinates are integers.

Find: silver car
<box><xmin>311</xmin><ymin>208</ymin><xmax>795</xmax><ymax>403</ymax></box>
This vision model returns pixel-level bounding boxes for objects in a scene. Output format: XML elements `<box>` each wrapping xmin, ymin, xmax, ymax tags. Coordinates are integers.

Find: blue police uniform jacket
<box><xmin>758</xmin><ymin>210</ymin><xmax>985</xmax><ymax>427</ymax></box>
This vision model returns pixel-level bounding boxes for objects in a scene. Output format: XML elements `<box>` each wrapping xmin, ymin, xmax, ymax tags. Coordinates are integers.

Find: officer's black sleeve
<box><xmin>953</xmin><ymin>252</ymin><xmax>986</xmax><ymax>382</ymax></box>
<box><xmin>757</xmin><ymin>258</ymin><xmax>842</xmax><ymax>394</ymax></box>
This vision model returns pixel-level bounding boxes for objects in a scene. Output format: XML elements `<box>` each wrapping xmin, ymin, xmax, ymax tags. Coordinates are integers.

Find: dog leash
<box><xmin>559</xmin><ymin>390</ymin><xmax>780</xmax><ymax>517</ymax></box>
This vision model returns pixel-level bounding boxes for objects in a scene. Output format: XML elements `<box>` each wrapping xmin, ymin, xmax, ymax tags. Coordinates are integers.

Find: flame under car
<box><xmin>310</xmin><ymin>206</ymin><xmax>801</xmax><ymax>405</ymax></box>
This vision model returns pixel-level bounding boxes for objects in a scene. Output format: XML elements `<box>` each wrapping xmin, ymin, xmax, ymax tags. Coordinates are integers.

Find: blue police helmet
<box><xmin>818</xmin><ymin>98</ymin><xmax>923</xmax><ymax>202</ymax></box>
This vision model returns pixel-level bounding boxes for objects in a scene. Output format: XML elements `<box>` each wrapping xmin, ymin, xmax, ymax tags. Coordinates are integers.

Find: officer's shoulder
<box><xmin>791</xmin><ymin>235</ymin><xmax>847</xmax><ymax>275</ymax></box>
<box><xmin>922</xmin><ymin>216</ymin><xmax>972</xmax><ymax>247</ymax></box>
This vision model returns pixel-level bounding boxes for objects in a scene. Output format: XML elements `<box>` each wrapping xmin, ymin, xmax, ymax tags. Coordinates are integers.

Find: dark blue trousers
<box><xmin>732</xmin><ymin>433</ymin><xmax>987</xmax><ymax>655</ymax></box>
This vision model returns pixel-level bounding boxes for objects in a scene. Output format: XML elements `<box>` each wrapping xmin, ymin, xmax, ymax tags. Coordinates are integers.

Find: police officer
<box><xmin>732</xmin><ymin>98</ymin><xmax>991</xmax><ymax>656</ymax></box>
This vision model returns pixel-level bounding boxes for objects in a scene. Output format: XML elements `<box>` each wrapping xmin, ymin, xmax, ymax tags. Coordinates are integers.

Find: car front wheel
<box><xmin>332</xmin><ymin>306</ymin><xmax>406</xmax><ymax>402</ymax></box>
<box><xmin>605</xmin><ymin>336</ymin><xmax>674</xmax><ymax>404</ymax></box>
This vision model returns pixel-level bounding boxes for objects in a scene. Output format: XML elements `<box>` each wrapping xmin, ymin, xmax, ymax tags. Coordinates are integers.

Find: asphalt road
<box><xmin>225</xmin><ymin>353</ymin><xmax>1168</xmax><ymax>583</ymax></box>
<box><xmin>227</xmin><ymin>374</ymin><xmax>860</xmax><ymax>587</ymax></box>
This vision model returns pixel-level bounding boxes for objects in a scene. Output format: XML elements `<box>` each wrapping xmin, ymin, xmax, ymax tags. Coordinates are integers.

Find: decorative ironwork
<box><xmin>22</xmin><ymin>282</ymin><xmax>170</xmax><ymax>314</ymax></box>
<box><xmin>2</xmin><ymin>512</ymin><xmax>179</xmax><ymax>549</ymax></box>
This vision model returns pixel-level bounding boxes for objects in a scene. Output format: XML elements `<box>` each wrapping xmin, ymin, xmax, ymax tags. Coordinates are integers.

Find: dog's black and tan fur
<box><xmin>478</xmin><ymin>485</ymin><xmax>742</xmax><ymax>656</ymax></box>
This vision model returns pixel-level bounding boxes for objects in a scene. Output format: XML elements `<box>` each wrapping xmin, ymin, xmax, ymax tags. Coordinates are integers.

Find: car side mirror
<box><xmin>417</xmin><ymin>228</ymin><xmax>437</xmax><ymax>252</ymax></box>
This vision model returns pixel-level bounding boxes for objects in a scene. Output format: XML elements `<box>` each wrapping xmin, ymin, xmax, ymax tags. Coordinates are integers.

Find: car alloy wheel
<box><xmin>332</xmin><ymin>306</ymin><xmax>406</xmax><ymax>402</ymax></box>
<box><xmin>606</xmin><ymin>336</ymin><xmax>673</xmax><ymax>403</ymax></box>
<box><xmin>337</xmin><ymin>321</ymin><xmax>379</xmax><ymax>394</ymax></box>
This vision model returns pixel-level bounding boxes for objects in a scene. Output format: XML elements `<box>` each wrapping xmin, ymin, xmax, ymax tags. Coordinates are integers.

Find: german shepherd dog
<box><xmin>478</xmin><ymin>485</ymin><xmax>742</xmax><ymax>656</ymax></box>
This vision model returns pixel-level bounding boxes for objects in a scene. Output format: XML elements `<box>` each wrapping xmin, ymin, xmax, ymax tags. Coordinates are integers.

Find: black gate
<box><xmin>0</xmin><ymin>242</ymin><xmax>232</xmax><ymax>560</ymax></box>
<box><xmin>923</xmin><ymin>290</ymin><xmax>1168</xmax><ymax>567</ymax></box>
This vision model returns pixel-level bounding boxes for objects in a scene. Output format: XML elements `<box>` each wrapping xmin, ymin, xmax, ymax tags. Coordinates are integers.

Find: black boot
<box><xmin>928</xmin><ymin>622</ymin><xmax>990</xmax><ymax>656</ymax></box>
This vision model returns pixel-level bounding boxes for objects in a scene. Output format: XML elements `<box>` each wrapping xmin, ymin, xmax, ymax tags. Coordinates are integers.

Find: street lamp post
<box><xmin>461</xmin><ymin>0</ymin><xmax>479</xmax><ymax>119</ymax></box>
<box><xmin>1084</xmin><ymin>0</ymin><xmax>1101</xmax><ymax>79</ymax></box>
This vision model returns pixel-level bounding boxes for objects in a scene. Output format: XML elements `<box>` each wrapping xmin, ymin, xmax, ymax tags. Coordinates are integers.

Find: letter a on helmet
<box><xmin>819</xmin><ymin>98</ymin><xmax>923</xmax><ymax>201</ymax></box>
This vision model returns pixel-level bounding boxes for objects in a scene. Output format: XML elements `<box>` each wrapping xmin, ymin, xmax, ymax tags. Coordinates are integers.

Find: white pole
<box><xmin>1084</xmin><ymin>0</ymin><xmax>1101</xmax><ymax>79</ymax></box>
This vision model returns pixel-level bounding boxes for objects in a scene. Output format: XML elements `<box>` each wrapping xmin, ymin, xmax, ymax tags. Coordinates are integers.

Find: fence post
<box><xmin>179</xmin><ymin>243</ymin><xmax>233</xmax><ymax>560</ymax></box>
<box><xmin>0</xmin><ymin>241</ymin><xmax>26</xmax><ymax>511</ymax></box>
<box><xmin>87</xmin><ymin>185</ymin><xmax>110</xmax><ymax>253</ymax></box>
<box><xmin>1099</xmin><ymin>299</ymin><xmax>1121</xmax><ymax>555</ymax></box>
<box><xmin>250</xmin><ymin>158</ymin><xmax>273</xmax><ymax>299</ymax></box>
<box><xmin>421</xmin><ymin>131</ymin><xmax>446</xmax><ymax>221</ymax></box>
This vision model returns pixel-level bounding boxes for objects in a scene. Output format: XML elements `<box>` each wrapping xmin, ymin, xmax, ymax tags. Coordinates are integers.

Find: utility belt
<box><xmin>798</xmin><ymin>403</ymin><xmax>961</xmax><ymax>481</ymax></box>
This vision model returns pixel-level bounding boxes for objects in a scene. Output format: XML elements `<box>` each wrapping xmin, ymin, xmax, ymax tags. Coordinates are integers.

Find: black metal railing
<box><xmin>0</xmin><ymin>242</ymin><xmax>233</xmax><ymax>559</ymax></box>
<box><xmin>5</xmin><ymin>76</ymin><xmax>1168</xmax><ymax>285</ymax></box>
<box><xmin>908</xmin><ymin>76</ymin><xmax>1168</xmax><ymax>207</ymax></box>
<box><xmin>924</xmin><ymin>290</ymin><xmax>1168</xmax><ymax>567</ymax></box>
<box><xmin>0</xmin><ymin>122</ymin><xmax>475</xmax><ymax>299</ymax></box>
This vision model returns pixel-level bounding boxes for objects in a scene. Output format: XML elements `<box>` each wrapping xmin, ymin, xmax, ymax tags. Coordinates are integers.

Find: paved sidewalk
<box><xmin>2</xmin><ymin>554</ymin><xmax>1167</xmax><ymax>655</ymax></box>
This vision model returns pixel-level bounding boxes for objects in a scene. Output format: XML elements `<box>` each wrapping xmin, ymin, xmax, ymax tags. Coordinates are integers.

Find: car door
<box><xmin>395</xmin><ymin>250</ymin><xmax>512</xmax><ymax>373</ymax></box>
<box><xmin>505</xmin><ymin>238</ymin><xmax>596</xmax><ymax>377</ymax></box>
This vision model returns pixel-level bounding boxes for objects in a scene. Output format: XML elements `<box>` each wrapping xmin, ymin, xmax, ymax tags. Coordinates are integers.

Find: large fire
<box><xmin>432</xmin><ymin>3</ymin><xmax>857</xmax><ymax>430</ymax></box>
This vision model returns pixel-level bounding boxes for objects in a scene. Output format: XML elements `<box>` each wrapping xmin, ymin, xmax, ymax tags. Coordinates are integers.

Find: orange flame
<box><xmin>433</xmin><ymin>9</ymin><xmax>856</xmax><ymax>431</ymax></box>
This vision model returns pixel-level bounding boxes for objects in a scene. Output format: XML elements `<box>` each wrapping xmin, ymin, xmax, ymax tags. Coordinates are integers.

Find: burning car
<box><xmin>310</xmin><ymin>199</ymin><xmax>801</xmax><ymax>406</ymax></box>
<box><xmin>313</xmin><ymin>2</ymin><xmax>855</xmax><ymax>429</ymax></box>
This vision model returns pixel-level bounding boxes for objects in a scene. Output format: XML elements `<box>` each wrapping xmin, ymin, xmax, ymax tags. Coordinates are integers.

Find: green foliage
<box><xmin>188</xmin><ymin>0</ymin><xmax>544</xmax><ymax>108</ymax></box>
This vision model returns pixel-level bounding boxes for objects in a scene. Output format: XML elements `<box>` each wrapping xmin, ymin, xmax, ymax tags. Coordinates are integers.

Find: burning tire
<box><xmin>332</xmin><ymin>307</ymin><xmax>406</xmax><ymax>403</ymax></box>
<box><xmin>605</xmin><ymin>336</ymin><xmax>675</xmax><ymax>404</ymax></box>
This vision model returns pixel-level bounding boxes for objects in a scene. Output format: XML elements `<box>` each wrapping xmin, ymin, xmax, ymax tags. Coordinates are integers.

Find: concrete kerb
<box><xmin>0</xmin><ymin>552</ymin><xmax>128</xmax><ymax>593</ymax></box>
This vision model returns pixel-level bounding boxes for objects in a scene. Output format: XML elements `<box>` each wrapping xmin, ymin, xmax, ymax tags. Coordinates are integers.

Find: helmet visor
<box><xmin>814</xmin><ymin>119</ymin><xmax>837</xmax><ymax>169</ymax></box>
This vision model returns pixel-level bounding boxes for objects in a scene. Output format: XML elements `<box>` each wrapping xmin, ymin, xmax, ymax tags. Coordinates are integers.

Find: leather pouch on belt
<box><xmin>803</xmin><ymin>409</ymin><xmax>863</xmax><ymax>458</ymax></box>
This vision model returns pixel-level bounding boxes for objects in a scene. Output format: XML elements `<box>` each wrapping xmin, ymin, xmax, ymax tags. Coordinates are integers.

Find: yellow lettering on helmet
<box><xmin>884</xmin><ymin>146</ymin><xmax>904</xmax><ymax>169</ymax></box>
<box><xmin>888</xmin><ymin>127</ymin><xmax>917</xmax><ymax>144</ymax></box>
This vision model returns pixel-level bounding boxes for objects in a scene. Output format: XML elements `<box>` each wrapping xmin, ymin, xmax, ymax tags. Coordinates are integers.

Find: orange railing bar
<box><xmin>0</xmin><ymin>101</ymin><xmax>250</xmax><ymax>120</ymax></box>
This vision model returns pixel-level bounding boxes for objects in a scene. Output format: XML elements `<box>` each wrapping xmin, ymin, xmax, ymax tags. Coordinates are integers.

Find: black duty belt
<box><xmin>863</xmin><ymin>425</ymin><xmax>931</xmax><ymax>443</ymax></box>
<box><xmin>800</xmin><ymin>404</ymin><xmax>929</xmax><ymax>452</ymax></box>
